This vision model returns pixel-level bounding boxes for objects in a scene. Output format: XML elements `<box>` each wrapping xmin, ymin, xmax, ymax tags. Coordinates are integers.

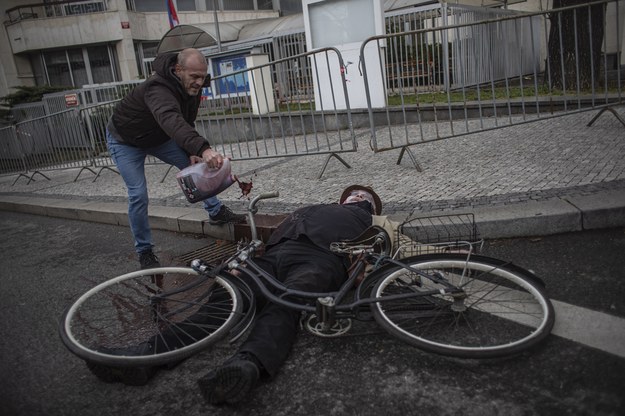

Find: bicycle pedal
<box><xmin>304</xmin><ymin>314</ymin><xmax>352</xmax><ymax>337</ymax></box>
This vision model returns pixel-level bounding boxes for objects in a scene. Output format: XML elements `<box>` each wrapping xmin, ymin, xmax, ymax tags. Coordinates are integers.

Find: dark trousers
<box><xmin>238</xmin><ymin>239</ymin><xmax>347</xmax><ymax>377</ymax></box>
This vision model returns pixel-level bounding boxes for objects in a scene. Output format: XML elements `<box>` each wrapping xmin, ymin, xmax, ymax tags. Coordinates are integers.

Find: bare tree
<box><xmin>547</xmin><ymin>0</ymin><xmax>606</xmax><ymax>90</ymax></box>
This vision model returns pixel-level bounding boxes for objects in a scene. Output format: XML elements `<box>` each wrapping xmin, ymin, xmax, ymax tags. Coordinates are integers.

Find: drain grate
<box><xmin>174</xmin><ymin>240</ymin><xmax>239</xmax><ymax>266</ymax></box>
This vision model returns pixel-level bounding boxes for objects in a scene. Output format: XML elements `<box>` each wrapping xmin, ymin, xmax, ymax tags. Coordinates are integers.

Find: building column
<box><xmin>116</xmin><ymin>8</ymin><xmax>139</xmax><ymax>81</ymax></box>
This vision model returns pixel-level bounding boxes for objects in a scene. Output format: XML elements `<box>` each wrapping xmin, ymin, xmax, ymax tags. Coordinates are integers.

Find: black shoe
<box><xmin>86</xmin><ymin>361</ymin><xmax>156</xmax><ymax>386</ymax></box>
<box><xmin>209</xmin><ymin>205</ymin><xmax>246</xmax><ymax>225</ymax></box>
<box><xmin>85</xmin><ymin>342</ymin><xmax>156</xmax><ymax>386</ymax></box>
<box><xmin>197</xmin><ymin>354</ymin><xmax>260</xmax><ymax>405</ymax></box>
<box><xmin>139</xmin><ymin>250</ymin><xmax>160</xmax><ymax>269</ymax></box>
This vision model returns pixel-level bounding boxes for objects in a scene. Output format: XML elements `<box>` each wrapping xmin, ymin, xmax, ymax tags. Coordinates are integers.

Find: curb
<box><xmin>2</xmin><ymin>189</ymin><xmax>625</xmax><ymax>241</ymax></box>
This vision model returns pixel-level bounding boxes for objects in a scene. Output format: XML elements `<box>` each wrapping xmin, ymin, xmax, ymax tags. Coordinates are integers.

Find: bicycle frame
<box><xmin>188</xmin><ymin>191</ymin><xmax>469</xmax><ymax>331</ymax></box>
<box><xmin>60</xmin><ymin>191</ymin><xmax>555</xmax><ymax>365</ymax></box>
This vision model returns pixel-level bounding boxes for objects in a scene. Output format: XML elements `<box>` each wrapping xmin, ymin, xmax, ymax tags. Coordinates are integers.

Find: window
<box><xmin>177</xmin><ymin>0</ymin><xmax>196</xmax><ymax>11</ymax></box>
<box><xmin>141</xmin><ymin>42</ymin><xmax>159</xmax><ymax>59</ymax></box>
<box><xmin>224</xmin><ymin>0</ymin><xmax>255</xmax><ymax>10</ymax></box>
<box><xmin>88</xmin><ymin>46</ymin><xmax>115</xmax><ymax>84</ymax></box>
<box><xmin>44</xmin><ymin>50</ymin><xmax>73</xmax><ymax>87</ymax></box>
<box><xmin>204</xmin><ymin>0</ymin><xmax>275</xmax><ymax>10</ymax></box>
<box><xmin>279</xmin><ymin>0</ymin><xmax>303</xmax><ymax>14</ymax></box>
<box><xmin>134</xmin><ymin>41</ymin><xmax>159</xmax><ymax>77</ymax></box>
<box><xmin>32</xmin><ymin>45</ymin><xmax>119</xmax><ymax>88</ymax></box>
<box><xmin>134</xmin><ymin>0</ymin><xmax>166</xmax><ymax>12</ymax></box>
<box><xmin>29</xmin><ymin>55</ymin><xmax>46</xmax><ymax>86</ymax></box>
<box><xmin>69</xmin><ymin>49</ymin><xmax>89</xmax><ymax>86</ymax></box>
<box><xmin>258</xmin><ymin>0</ymin><xmax>274</xmax><ymax>10</ymax></box>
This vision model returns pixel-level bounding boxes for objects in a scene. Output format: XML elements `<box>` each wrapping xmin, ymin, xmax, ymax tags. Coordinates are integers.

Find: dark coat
<box><xmin>266</xmin><ymin>201</ymin><xmax>374</xmax><ymax>253</ymax></box>
<box><xmin>108</xmin><ymin>52</ymin><xmax>211</xmax><ymax>156</ymax></box>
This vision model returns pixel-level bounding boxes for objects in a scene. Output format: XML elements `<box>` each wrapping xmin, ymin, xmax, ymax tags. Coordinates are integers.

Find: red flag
<box><xmin>167</xmin><ymin>0</ymin><xmax>179</xmax><ymax>29</ymax></box>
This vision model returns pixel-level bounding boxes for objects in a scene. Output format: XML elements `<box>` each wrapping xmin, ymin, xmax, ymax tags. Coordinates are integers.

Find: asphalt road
<box><xmin>0</xmin><ymin>212</ymin><xmax>624</xmax><ymax>416</ymax></box>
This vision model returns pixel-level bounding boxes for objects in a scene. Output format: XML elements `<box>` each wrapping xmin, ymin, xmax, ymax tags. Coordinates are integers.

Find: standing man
<box><xmin>106</xmin><ymin>48</ymin><xmax>245</xmax><ymax>269</ymax></box>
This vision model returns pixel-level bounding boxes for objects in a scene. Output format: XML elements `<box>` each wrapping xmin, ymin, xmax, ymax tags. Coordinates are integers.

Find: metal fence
<box><xmin>1</xmin><ymin>46</ymin><xmax>356</xmax><ymax>181</ymax></box>
<box><xmin>384</xmin><ymin>2</ymin><xmax>541</xmax><ymax>93</ymax></box>
<box><xmin>1</xmin><ymin>1</ymin><xmax>623</xmax><ymax>182</ymax></box>
<box><xmin>0</xmin><ymin>109</ymin><xmax>93</xmax><ymax>183</ymax></box>
<box><xmin>197</xmin><ymin>47</ymin><xmax>355</xmax><ymax>164</ymax></box>
<box><xmin>362</xmin><ymin>0</ymin><xmax>623</xmax><ymax>167</ymax></box>
<box><xmin>79</xmin><ymin>81</ymin><xmax>144</xmax><ymax>105</ymax></box>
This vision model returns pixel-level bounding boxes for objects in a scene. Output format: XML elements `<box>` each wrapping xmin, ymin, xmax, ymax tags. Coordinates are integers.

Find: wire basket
<box><xmin>394</xmin><ymin>213</ymin><xmax>483</xmax><ymax>258</ymax></box>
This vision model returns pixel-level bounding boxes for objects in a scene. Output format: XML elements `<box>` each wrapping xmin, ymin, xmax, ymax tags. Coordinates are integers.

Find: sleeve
<box><xmin>144</xmin><ymin>84</ymin><xmax>211</xmax><ymax>156</ymax></box>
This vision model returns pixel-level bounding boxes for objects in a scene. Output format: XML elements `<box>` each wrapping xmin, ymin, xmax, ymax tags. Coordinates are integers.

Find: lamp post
<box><xmin>212</xmin><ymin>0</ymin><xmax>222</xmax><ymax>52</ymax></box>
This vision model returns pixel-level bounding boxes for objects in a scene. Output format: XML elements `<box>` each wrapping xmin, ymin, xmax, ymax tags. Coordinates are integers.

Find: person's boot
<box><xmin>208</xmin><ymin>205</ymin><xmax>246</xmax><ymax>225</ymax></box>
<box><xmin>139</xmin><ymin>250</ymin><xmax>160</xmax><ymax>269</ymax></box>
<box><xmin>85</xmin><ymin>342</ymin><xmax>157</xmax><ymax>386</ymax></box>
<box><xmin>86</xmin><ymin>360</ymin><xmax>157</xmax><ymax>386</ymax></box>
<box><xmin>197</xmin><ymin>352</ymin><xmax>261</xmax><ymax>405</ymax></box>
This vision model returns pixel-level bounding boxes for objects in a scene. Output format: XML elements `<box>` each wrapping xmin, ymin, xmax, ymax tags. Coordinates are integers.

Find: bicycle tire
<box><xmin>222</xmin><ymin>271</ymin><xmax>257</xmax><ymax>343</ymax></box>
<box><xmin>59</xmin><ymin>267</ymin><xmax>243</xmax><ymax>367</ymax></box>
<box><xmin>370</xmin><ymin>254</ymin><xmax>555</xmax><ymax>358</ymax></box>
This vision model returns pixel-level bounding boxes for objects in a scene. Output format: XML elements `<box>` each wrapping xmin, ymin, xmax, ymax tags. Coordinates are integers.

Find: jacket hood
<box><xmin>152</xmin><ymin>52</ymin><xmax>178</xmax><ymax>80</ymax></box>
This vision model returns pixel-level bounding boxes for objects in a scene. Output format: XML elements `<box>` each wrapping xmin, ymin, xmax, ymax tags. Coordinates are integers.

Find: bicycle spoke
<box><xmin>370</xmin><ymin>254</ymin><xmax>554</xmax><ymax>358</ymax></box>
<box><xmin>61</xmin><ymin>267</ymin><xmax>243</xmax><ymax>366</ymax></box>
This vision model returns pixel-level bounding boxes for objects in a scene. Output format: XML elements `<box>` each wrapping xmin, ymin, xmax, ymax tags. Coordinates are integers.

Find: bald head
<box><xmin>175</xmin><ymin>48</ymin><xmax>208</xmax><ymax>96</ymax></box>
<box><xmin>177</xmin><ymin>48</ymin><xmax>207</xmax><ymax>68</ymax></box>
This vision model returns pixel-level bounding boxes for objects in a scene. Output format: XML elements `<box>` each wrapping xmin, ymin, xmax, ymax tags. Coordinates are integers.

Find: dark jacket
<box><xmin>108</xmin><ymin>52</ymin><xmax>210</xmax><ymax>156</ymax></box>
<box><xmin>266</xmin><ymin>201</ymin><xmax>373</xmax><ymax>253</ymax></box>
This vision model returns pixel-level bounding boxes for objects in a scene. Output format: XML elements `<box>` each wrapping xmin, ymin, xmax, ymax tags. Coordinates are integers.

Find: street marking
<box><xmin>551</xmin><ymin>300</ymin><xmax>625</xmax><ymax>358</ymax></box>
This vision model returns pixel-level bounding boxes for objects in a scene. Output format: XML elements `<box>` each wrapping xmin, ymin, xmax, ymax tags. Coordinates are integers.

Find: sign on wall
<box><xmin>212</xmin><ymin>54</ymin><xmax>249</xmax><ymax>96</ymax></box>
<box><xmin>64</xmin><ymin>93</ymin><xmax>79</xmax><ymax>108</ymax></box>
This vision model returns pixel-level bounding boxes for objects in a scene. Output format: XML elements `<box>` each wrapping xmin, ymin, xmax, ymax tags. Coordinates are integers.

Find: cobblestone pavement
<box><xmin>1</xmin><ymin>107</ymin><xmax>624</xmax><ymax>220</ymax></box>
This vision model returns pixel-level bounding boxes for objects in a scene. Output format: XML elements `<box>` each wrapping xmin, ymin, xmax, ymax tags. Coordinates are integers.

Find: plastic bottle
<box><xmin>176</xmin><ymin>158</ymin><xmax>236</xmax><ymax>203</ymax></box>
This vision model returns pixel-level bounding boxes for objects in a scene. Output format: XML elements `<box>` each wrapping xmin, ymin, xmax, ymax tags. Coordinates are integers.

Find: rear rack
<box><xmin>394</xmin><ymin>213</ymin><xmax>483</xmax><ymax>258</ymax></box>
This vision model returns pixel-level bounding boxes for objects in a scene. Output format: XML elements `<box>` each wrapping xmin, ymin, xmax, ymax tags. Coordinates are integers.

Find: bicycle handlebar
<box><xmin>247</xmin><ymin>191</ymin><xmax>280</xmax><ymax>241</ymax></box>
<box><xmin>248</xmin><ymin>191</ymin><xmax>280</xmax><ymax>213</ymax></box>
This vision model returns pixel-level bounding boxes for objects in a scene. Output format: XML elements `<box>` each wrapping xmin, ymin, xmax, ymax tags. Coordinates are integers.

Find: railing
<box><xmin>0</xmin><ymin>46</ymin><xmax>357</xmax><ymax>182</ymax></box>
<box><xmin>196</xmin><ymin>47</ymin><xmax>355</xmax><ymax>165</ymax></box>
<box><xmin>1</xmin><ymin>1</ymin><xmax>622</xmax><ymax>182</ymax></box>
<box><xmin>360</xmin><ymin>0</ymin><xmax>623</xmax><ymax>169</ymax></box>
<box><xmin>4</xmin><ymin>0</ymin><xmax>111</xmax><ymax>24</ymax></box>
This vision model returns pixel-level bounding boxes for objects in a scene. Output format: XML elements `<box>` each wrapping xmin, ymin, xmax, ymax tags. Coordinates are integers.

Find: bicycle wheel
<box><xmin>60</xmin><ymin>267</ymin><xmax>244</xmax><ymax>367</ymax></box>
<box><xmin>370</xmin><ymin>254</ymin><xmax>554</xmax><ymax>358</ymax></box>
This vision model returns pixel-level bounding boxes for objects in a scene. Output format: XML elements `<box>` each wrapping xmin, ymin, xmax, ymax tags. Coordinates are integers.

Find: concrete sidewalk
<box><xmin>1</xmin><ymin>108</ymin><xmax>624</xmax><ymax>241</ymax></box>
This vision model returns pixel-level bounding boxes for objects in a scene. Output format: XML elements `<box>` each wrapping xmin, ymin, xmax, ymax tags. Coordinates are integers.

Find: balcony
<box><xmin>4</xmin><ymin>0</ymin><xmax>113</xmax><ymax>24</ymax></box>
<box><xmin>4</xmin><ymin>0</ymin><xmax>126</xmax><ymax>54</ymax></box>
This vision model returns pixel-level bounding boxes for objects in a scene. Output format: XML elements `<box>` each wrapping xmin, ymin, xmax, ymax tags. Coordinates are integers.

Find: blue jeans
<box><xmin>106</xmin><ymin>130</ymin><xmax>222</xmax><ymax>254</ymax></box>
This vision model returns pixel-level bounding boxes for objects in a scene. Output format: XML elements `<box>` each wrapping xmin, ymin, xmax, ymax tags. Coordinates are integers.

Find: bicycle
<box><xmin>59</xmin><ymin>191</ymin><xmax>555</xmax><ymax>370</ymax></box>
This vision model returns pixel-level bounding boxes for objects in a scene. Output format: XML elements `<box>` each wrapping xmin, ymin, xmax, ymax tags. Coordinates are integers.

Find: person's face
<box><xmin>175</xmin><ymin>57</ymin><xmax>208</xmax><ymax>96</ymax></box>
<box><xmin>343</xmin><ymin>190</ymin><xmax>376</xmax><ymax>210</ymax></box>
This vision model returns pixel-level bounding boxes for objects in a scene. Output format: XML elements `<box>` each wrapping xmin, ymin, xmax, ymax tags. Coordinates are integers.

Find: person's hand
<box><xmin>201</xmin><ymin>148</ymin><xmax>224</xmax><ymax>169</ymax></box>
<box><xmin>189</xmin><ymin>155</ymin><xmax>203</xmax><ymax>165</ymax></box>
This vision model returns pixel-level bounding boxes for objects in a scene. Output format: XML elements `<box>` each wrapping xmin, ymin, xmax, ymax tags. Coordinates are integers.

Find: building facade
<box><xmin>0</xmin><ymin>0</ymin><xmax>299</xmax><ymax>98</ymax></box>
<box><xmin>2</xmin><ymin>0</ymin><xmax>623</xmax><ymax>101</ymax></box>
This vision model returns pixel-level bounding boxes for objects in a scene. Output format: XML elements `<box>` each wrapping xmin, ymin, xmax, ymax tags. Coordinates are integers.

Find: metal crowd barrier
<box><xmin>195</xmin><ymin>46</ymin><xmax>357</xmax><ymax>178</ymax></box>
<box><xmin>2</xmin><ymin>2</ymin><xmax>622</xmax><ymax>183</ymax></box>
<box><xmin>361</xmin><ymin>0</ymin><xmax>624</xmax><ymax>170</ymax></box>
<box><xmin>1</xmin><ymin>109</ymin><xmax>94</xmax><ymax>184</ymax></box>
<box><xmin>1</xmin><ymin>46</ymin><xmax>356</xmax><ymax>182</ymax></box>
